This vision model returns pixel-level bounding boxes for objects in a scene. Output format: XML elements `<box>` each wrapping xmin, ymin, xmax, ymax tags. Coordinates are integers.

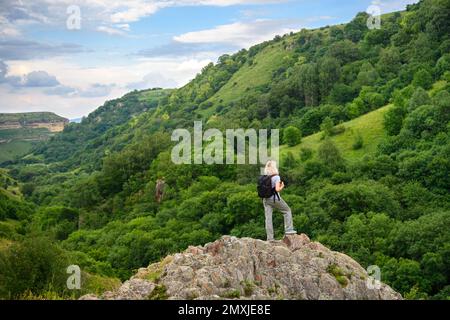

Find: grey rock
<box><xmin>80</xmin><ymin>234</ymin><xmax>402</xmax><ymax>300</ymax></box>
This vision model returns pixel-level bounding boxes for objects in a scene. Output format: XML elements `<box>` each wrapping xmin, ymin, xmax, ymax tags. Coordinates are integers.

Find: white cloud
<box><xmin>97</xmin><ymin>26</ymin><xmax>127</xmax><ymax>36</ymax></box>
<box><xmin>0</xmin><ymin>85</ymin><xmax>123</xmax><ymax>119</ymax></box>
<box><xmin>173</xmin><ymin>19</ymin><xmax>298</xmax><ymax>48</ymax></box>
<box><xmin>103</xmin><ymin>1</ymin><xmax>284</xmax><ymax>24</ymax></box>
<box><xmin>127</xmin><ymin>72</ymin><xmax>178</xmax><ymax>90</ymax></box>
<box><xmin>378</xmin><ymin>0</ymin><xmax>420</xmax><ymax>13</ymax></box>
<box><xmin>117</xmin><ymin>24</ymin><xmax>131</xmax><ymax>31</ymax></box>
<box><xmin>110</xmin><ymin>2</ymin><xmax>161</xmax><ymax>23</ymax></box>
<box><xmin>0</xmin><ymin>0</ymin><xmax>283</xmax><ymax>34</ymax></box>
<box><xmin>1</xmin><ymin>55</ymin><xmax>212</xmax><ymax>117</ymax></box>
<box><xmin>0</xmin><ymin>16</ymin><xmax>21</xmax><ymax>37</ymax></box>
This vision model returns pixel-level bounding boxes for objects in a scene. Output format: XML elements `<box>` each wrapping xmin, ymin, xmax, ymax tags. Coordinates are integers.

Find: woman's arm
<box><xmin>275</xmin><ymin>181</ymin><xmax>284</xmax><ymax>192</ymax></box>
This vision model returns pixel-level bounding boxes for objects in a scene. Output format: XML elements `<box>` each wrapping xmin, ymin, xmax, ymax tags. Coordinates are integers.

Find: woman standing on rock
<box><xmin>258</xmin><ymin>160</ymin><xmax>296</xmax><ymax>241</ymax></box>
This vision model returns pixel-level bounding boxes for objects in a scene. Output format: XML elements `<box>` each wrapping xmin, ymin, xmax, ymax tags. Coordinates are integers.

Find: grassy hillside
<box><xmin>282</xmin><ymin>104</ymin><xmax>392</xmax><ymax>162</ymax></box>
<box><xmin>0</xmin><ymin>112</ymin><xmax>69</xmax><ymax>164</ymax></box>
<box><xmin>199</xmin><ymin>40</ymin><xmax>295</xmax><ymax>118</ymax></box>
<box><xmin>0</xmin><ymin>140</ymin><xmax>35</xmax><ymax>164</ymax></box>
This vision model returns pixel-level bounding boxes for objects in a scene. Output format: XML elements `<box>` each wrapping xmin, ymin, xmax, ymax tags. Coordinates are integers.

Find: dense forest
<box><xmin>0</xmin><ymin>0</ymin><xmax>449</xmax><ymax>300</ymax></box>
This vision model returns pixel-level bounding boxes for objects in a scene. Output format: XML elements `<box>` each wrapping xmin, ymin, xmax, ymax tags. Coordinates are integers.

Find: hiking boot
<box><xmin>285</xmin><ymin>229</ymin><xmax>297</xmax><ymax>235</ymax></box>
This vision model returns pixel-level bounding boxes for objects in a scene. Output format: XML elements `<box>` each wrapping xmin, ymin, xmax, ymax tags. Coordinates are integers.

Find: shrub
<box><xmin>283</xmin><ymin>126</ymin><xmax>302</xmax><ymax>147</ymax></box>
<box><xmin>317</xmin><ymin>139</ymin><xmax>345</xmax><ymax>171</ymax></box>
<box><xmin>384</xmin><ymin>106</ymin><xmax>406</xmax><ymax>136</ymax></box>
<box><xmin>0</xmin><ymin>237</ymin><xmax>69</xmax><ymax>299</ymax></box>
<box><xmin>320</xmin><ymin>117</ymin><xmax>334</xmax><ymax>138</ymax></box>
<box><xmin>299</xmin><ymin>148</ymin><xmax>313</xmax><ymax>161</ymax></box>
<box><xmin>412</xmin><ymin>69</ymin><xmax>433</xmax><ymax>90</ymax></box>
<box><xmin>352</xmin><ymin>131</ymin><xmax>364</xmax><ymax>150</ymax></box>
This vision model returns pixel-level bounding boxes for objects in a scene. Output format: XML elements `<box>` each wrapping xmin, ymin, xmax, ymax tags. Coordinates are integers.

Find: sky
<box><xmin>0</xmin><ymin>0</ymin><xmax>418</xmax><ymax>119</ymax></box>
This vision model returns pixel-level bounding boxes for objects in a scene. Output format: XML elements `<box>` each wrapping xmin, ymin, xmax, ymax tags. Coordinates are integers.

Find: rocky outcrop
<box><xmin>80</xmin><ymin>234</ymin><xmax>402</xmax><ymax>300</ymax></box>
<box><xmin>0</xmin><ymin>112</ymin><xmax>68</xmax><ymax>133</ymax></box>
<box><xmin>0</xmin><ymin>120</ymin><xmax>67</xmax><ymax>133</ymax></box>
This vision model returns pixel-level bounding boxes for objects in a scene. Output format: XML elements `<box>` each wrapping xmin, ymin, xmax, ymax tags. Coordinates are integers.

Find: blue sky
<box><xmin>0</xmin><ymin>0</ymin><xmax>418</xmax><ymax>118</ymax></box>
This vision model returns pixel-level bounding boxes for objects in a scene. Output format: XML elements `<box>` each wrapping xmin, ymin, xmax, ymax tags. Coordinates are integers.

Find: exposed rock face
<box><xmin>0</xmin><ymin>120</ymin><xmax>67</xmax><ymax>133</ymax></box>
<box><xmin>0</xmin><ymin>112</ymin><xmax>68</xmax><ymax>134</ymax></box>
<box><xmin>80</xmin><ymin>234</ymin><xmax>401</xmax><ymax>300</ymax></box>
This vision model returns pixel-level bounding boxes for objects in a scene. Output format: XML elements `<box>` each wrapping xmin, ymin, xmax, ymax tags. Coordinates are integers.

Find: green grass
<box><xmin>0</xmin><ymin>127</ymin><xmax>50</xmax><ymax>140</ymax></box>
<box><xmin>200</xmin><ymin>42</ymin><xmax>294</xmax><ymax>118</ymax></box>
<box><xmin>0</xmin><ymin>219</ymin><xmax>21</xmax><ymax>239</ymax></box>
<box><xmin>81</xmin><ymin>273</ymin><xmax>121</xmax><ymax>297</ymax></box>
<box><xmin>281</xmin><ymin>104</ymin><xmax>393</xmax><ymax>163</ymax></box>
<box><xmin>137</xmin><ymin>88</ymin><xmax>173</xmax><ymax>103</ymax></box>
<box><xmin>327</xmin><ymin>264</ymin><xmax>349</xmax><ymax>287</ymax></box>
<box><xmin>148</xmin><ymin>284</ymin><xmax>169</xmax><ymax>300</ymax></box>
<box><xmin>0</xmin><ymin>238</ymin><xmax>13</xmax><ymax>250</ymax></box>
<box><xmin>0</xmin><ymin>140</ymin><xmax>34</xmax><ymax>163</ymax></box>
<box><xmin>222</xmin><ymin>289</ymin><xmax>241</xmax><ymax>299</ymax></box>
<box><xmin>241</xmin><ymin>280</ymin><xmax>255</xmax><ymax>297</ymax></box>
<box><xmin>0</xmin><ymin>126</ymin><xmax>55</xmax><ymax>163</ymax></box>
<box><xmin>0</xmin><ymin>112</ymin><xmax>66</xmax><ymax>124</ymax></box>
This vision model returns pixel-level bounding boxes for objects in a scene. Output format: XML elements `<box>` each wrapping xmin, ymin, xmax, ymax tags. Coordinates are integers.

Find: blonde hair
<box><xmin>264</xmin><ymin>160</ymin><xmax>279</xmax><ymax>176</ymax></box>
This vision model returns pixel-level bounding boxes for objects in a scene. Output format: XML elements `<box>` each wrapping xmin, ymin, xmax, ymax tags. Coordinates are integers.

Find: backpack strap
<box><xmin>272</xmin><ymin>188</ymin><xmax>280</xmax><ymax>202</ymax></box>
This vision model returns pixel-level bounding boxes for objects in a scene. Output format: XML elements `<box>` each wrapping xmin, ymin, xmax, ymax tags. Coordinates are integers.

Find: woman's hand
<box><xmin>275</xmin><ymin>181</ymin><xmax>284</xmax><ymax>192</ymax></box>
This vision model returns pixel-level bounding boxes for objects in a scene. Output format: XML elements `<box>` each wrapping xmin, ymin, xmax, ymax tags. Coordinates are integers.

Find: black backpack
<box><xmin>257</xmin><ymin>175</ymin><xmax>279</xmax><ymax>200</ymax></box>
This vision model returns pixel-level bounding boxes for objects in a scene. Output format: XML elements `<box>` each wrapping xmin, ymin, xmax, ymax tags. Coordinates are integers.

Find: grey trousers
<box><xmin>263</xmin><ymin>197</ymin><xmax>294</xmax><ymax>241</ymax></box>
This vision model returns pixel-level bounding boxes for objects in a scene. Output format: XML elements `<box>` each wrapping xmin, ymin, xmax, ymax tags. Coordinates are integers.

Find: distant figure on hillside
<box><xmin>257</xmin><ymin>160</ymin><xmax>296</xmax><ymax>241</ymax></box>
<box><xmin>155</xmin><ymin>178</ymin><xmax>165</xmax><ymax>204</ymax></box>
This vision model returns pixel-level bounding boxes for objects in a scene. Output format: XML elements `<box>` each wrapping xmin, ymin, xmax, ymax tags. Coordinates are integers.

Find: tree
<box><xmin>34</xmin><ymin>206</ymin><xmax>79</xmax><ymax>240</ymax></box>
<box><xmin>317</xmin><ymin>139</ymin><xmax>344</xmax><ymax>171</ymax></box>
<box><xmin>20</xmin><ymin>183</ymin><xmax>35</xmax><ymax>197</ymax></box>
<box><xmin>328</xmin><ymin>40</ymin><xmax>359</xmax><ymax>64</ymax></box>
<box><xmin>0</xmin><ymin>237</ymin><xmax>69</xmax><ymax>298</ymax></box>
<box><xmin>299</xmin><ymin>147</ymin><xmax>313</xmax><ymax>161</ymax></box>
<box><xmin>408</xmin><ymin>87</ymin><xmax>431</xmax><ymax>111</ymax></box>
<box><xmin>435</xmin><ymin>54</ymin><xmax>450</xmax><ymax>77</ymax></box>
<box><xmin>320</xmin><ymin>117</ymin><xmax>334</xmax><ymax>138</ymax></box>
<box><xmin>402</xmin><ymin>103</ymin><xmax>449</xmax><ymax>138</ymax></box>
<box><xmin>318</xmin><ymin>57</ymin><xmax>341</xmax><ymax>100</ymax></box>
<box><xmin>282</xmin><ymin>151</ymin><xmax>298</xmax><ymax>169</ymax></box>
<box><xmin>344</xmin><ymin>12</ymin><xmax>369</xmax><ymax>42</ymax></box>
<box><xmin>377</xmin><ymin>47</ymin><xmax>402</xmax><ymax>77</ymax></box>
<box><xmin>365</xmin><ymin>28</ymin><xmax>390</xmax><ymax>46</ymax></box>
<box><xmin>412</xmin><ymin>69</ymin><xmax>433</xmax><ymax>89</ymax></box>
<box><xmin>384</xmin><ymin>106</ymin><xmax>406</xmax><ymax>136</ymax></box>
<box><xmin>298</xmin><ymin>63</ymin><xmax>319</xmax><ymax>107</ymax></box>
<box><xmin>308</xmin><ymin>181</ymin><xmax>398</xmax><ymax>221</ymax></box>
<box><xmin>355</xmin><ymin>62</ymin><xmax>379</xmax><ymax>88</ymax></box>
<box><xmin>300</xmin><ymin>108</ymin><xmax>324</xmax><ymax>136</ymax></box>
<box><xmin>329</xmin><ymin>83</ymin><xmax>355</xmax><ymax>104</ymax></box>
<box><xmin>283</xmin><ymin>126</ymin><xmax>302</xmax><ymax>147</ymax></box>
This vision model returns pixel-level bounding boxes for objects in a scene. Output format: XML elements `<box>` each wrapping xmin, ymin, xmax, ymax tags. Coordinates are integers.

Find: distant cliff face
<box><xmin>81</xmin><ymin>234</ymin><xmax>402</xmax><ymax>300</ymax></box>
<box><xmin>0</xmin><ymin>112</ymin><xmax>68</xmax><ymax>133</ymax></box>
<box><xmin>0</xmin><ymin>112</ymin><xmax>69</xmax><ymax>162</ymax></box>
